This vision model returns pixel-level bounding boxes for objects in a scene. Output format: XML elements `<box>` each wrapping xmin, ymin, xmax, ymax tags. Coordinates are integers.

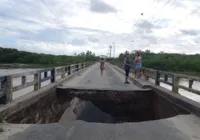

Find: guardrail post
<box><xmin>172</xmin><ymin>75</ymin><xmax>179</xmax><ymax>93</ymax></box>
<box><xmin>22</xmin><ymin>76</ymin><xmax>26</xmax><ymax>85</ymax></box>
<box><xmin>164</xmin><ymin>75</ymin><xmax>168</xmax><ymax>82</ymax></box>
<box><xmin>155</xmin><ymin>71</ymin><xmax>160</xmax><ymax>86</ymax></box>
<box><xmin>34</xmin><ymin>71</ymin><xmax>40</xmax><ymax>91</ymax></box>
<box><xmin>75</xmin><ymin>64</ymin><xmax>77</xmax><ymax>72</ymax></box>
<box><xmin>81</xmin><ymin>63</ymin><xmax>84</xmax><ymax>69</ymax></box>
<box><xmin>71</xmin><ymin>65</ymin><xmax>74</xmax><ymax>73</ymax></box>
<box><xmin>68</xmin><ymin>65</ymin><xmax>71</xmax><ymax>75</ymax></box>
<box><xmin>61</xmin><ymin>68</ymin><xmax>65</xmax><ymax>79</ymax></box>
<box><xmin>51</xmin><ymin>68</ymin><xmax>56</xmax><ymax>83</ymax></box>
<box><xmin>44</xmin><ymin>71</ymin><xmax>48</xmax><ymax>78</ymax></box>
<box><xmin>5</xmin><ymin>76</ymin><xmax>13</xmax><ymax>103</ymax></box>
<box><xmin>79</xmin><ymin>63</ymin><xmax>81</xmax><ymax>70</ymax></box>
<box><xmin>189</xmin><ymin>80</ymin><xmax>193</xmax><ymax>89</ymax></box>
<box><xmin>64</xmin><ymin>67</ymin><xmax>68</xmax><ymax>77</ymax></box>
<box><xmin>144</xmin><ymin>75</ymin><xmax>149</xmax><ymax>81</ymax></box>
<box><xmin>143</xmin><ymin>68</ymin><xmax>149</xmax><ymax>80</ymax></box>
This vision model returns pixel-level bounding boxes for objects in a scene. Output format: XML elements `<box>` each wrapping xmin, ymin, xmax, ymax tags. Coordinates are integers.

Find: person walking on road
<box><xmin>134</xmin><ymin>51</ymin><xmax>142</xmax><ymax>79</ymax></box>
<box><xmin>124</xmin><ymin>51</ymin><xmax>131</xmax><ymax>84</ymax></box>
<box><xmin>100</xmin><ymin>58</ymin><xmax>105</xmax><ymax>76</ymax></box>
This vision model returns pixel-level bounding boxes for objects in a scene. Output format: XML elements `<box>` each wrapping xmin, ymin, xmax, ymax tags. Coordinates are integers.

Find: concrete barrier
<box><xmin>0</xmin><ymin>62</ymin><xmax>95</xmax><ymax>120</ymax></box>
<box><xmin>0</xmin><ymin>62</ymin><xmax>94</xmax><ymax>104</ymax></box>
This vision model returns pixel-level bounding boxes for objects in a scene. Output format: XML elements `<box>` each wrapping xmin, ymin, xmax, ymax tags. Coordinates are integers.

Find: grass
<box><xmin>0</xmin><ymin>62</ymin><xmax>85</xmax><ymax>69</ymax></box>
<box><xmin>0</xmin><ymin>63</ymin><xmax>54</xmax><ymax>69</ymax></box>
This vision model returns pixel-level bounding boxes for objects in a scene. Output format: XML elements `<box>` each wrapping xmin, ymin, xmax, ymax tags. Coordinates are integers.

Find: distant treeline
<box><xmin>114</xmin><ymin>50</ymin><xmax>200</xmax><ymax>72</ymax></box>
<box><xmin>0</xmin><ymin>47</ymin><xmax>99</xmax><ymax>67</ymax></box>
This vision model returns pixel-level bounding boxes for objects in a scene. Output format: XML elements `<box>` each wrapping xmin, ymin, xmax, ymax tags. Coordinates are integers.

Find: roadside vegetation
<box><xmin>0</xmin><ymin>47</ymin><xmax>99</xmax><ymax>68</ymax></box>
<box><xmin>110</xmin><ymin>50</ymin><xmax>200</xmax><ymax>76</ymax></box>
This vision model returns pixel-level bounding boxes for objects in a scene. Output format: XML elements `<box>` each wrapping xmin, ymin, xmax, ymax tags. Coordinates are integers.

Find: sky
<box><xmin>0</xmin><ymin>0</ymin><xmax>200</xmax><ymax>56</ymax></box>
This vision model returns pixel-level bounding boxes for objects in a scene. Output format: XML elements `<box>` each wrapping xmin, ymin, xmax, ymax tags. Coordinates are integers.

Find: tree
<box><xmin>115</xmin><ymin>49</ymin><xmax>200</xmax><ymax>73</ymax></box>
<box><xmin>0</xmin><ymin>47</ymin><xmax>99</xmax><ymax>67</ymax></box>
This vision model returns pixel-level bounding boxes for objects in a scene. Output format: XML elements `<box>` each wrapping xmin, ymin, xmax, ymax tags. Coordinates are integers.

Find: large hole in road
<box><xmin>5</xmin><ymin>88</ymin><xmax>190</xmax><ymax>124</ymax></box>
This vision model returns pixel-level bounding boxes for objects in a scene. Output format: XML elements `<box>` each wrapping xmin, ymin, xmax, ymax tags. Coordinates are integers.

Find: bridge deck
<box><xmin>2</xmin><ymin>63</ymin><xmax>200</xmax><ymax>140</ymax></box>
<box><xmin>62</xmin><ymin>63</ymin><xmax>143</xmax><ymax>90</ymax></box>
<box><xmin>2</xmin><ymin>114</ymin><xmax>200</xmax><ymax>140</ymax></box>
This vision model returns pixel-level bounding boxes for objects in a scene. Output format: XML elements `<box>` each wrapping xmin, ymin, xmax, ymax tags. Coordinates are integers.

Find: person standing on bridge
<box><xmin>134</xmin><ymin>51</ymin><xmax>142</xmax><ymax>79</ymax></box>
<box><xmin>100</xmin><ymin>58</ymin><xmax>105</xmax><ymax>76</ymax></box>
<box><xmin>124</xmin><ymin>51</ymin><xmax>131</xmax><ymax>84</ymax></box>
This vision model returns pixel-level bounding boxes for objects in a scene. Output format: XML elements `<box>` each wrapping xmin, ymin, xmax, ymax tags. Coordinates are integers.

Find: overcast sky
<box><xmin>0</xmin><ymin>0</ymin><xmax>200</xmax><ymax>56</ymax></box>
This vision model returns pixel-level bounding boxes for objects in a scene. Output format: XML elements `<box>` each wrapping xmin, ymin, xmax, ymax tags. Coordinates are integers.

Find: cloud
<box><xmin>0</xmin><ymin>0</ymin><xmax>200</xmax><ymax>57</ymax></box>
<box><xmin>87</xmin><ymin>36</ymin><xmax>100</xmax><ymax>43</ymax></box>
<box><xmin>136</xmin><ymin>20</ymin><xmax>154</xmax><ymax>29</ymax></box>
<box><xmin>71</xmin><ymin>39</ymin><xmax>86</xmax><ymax>46</ymax></box>
<box><xmin>180</xmin><ymin>29</ymin><xmax>200</xmax><ymax>36</ymax></box>
<box><xmin>90</xmin><ymin>0</ymin><xmax>117</xmax><ymax>13</ymax></box>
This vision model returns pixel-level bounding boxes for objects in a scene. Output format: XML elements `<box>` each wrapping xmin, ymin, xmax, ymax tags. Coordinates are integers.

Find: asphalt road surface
<box><xmin>3</xmin><ymin>114</ymin><xmax>200</xmax><ymax>140</ymax></box>
<box><xmin>62</xmin><ymin>63</ymin><xmax>141</xmax><ymax>90</ymax></box>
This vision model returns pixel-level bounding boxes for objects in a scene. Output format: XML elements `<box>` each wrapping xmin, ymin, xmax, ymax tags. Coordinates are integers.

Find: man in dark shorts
<box><xmin>124</xmin><ymin>51</ymin><xmax>130</xmax><ymax>84</ymax></box>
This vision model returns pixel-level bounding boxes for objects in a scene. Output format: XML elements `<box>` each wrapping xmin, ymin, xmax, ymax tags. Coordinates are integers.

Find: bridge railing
<box><xmin>111</xmin><ymin>62</ymin><xmax>200</xmax><ymax>96</ymax></box>
<box><xmin>142</xmin><ymin>68</ymin><xmax>200</xmax><ymax>95</ymax></box>
<box><xmin>0</xmin><ymin>62</ymin><xmax>94</xmax><ymax>104</ymax></box>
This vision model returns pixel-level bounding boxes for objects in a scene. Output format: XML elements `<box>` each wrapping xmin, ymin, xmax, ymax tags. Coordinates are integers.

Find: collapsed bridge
<box><xmin>0</xmin><ymin>62</ymin><xmax>200</xmax><ymax>140</ymax></box>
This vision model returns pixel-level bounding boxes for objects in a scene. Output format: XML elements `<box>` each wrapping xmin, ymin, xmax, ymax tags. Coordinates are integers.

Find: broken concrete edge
<box><xmin>108</xmin><ymin>63</ymin><xmax>200</xmax><ymax>118</ymax></box>
<box><xmin>0</xmin><ymin>65</ymin><xmax>92</xmax><ymax>121</ymax></box>
<box><xmin>152</xmin><ymin>86</ymin><xmax>200</xmax><ymax>118</ymax></box>
<box><xmin>56</xmin><ymin>88</ymin><xmax>153</xmax><ymax>102</ymax></box>
<box><xmin>58</xmin><ymin>85</ymin><xmax>151</xmax><ymax>92</ymax></box>
<box><xmin>58</xmin><ymin>97</ymin><xmax>114</xmax><ymax>124</ymax></box>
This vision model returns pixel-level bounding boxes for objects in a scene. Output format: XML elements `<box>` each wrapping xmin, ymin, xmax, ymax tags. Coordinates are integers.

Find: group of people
<box><xmin>124</xmin><ymin>51</ymin><xmax>142</xmax><ymax>84</ymax></box>
<box><xmin>99</xmin><ymin>51</ymin><xmax>142</xmax><ymax>84</ymax></box>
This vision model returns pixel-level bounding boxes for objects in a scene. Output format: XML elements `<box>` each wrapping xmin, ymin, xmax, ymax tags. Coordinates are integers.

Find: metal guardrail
<box><xmin>0</xmin><ymin>62</ymin><xmax>94</xmax><ymax>104</ymax></box>
<box><xmin>111</xmin><ymin>61</ymin><xmax>200</xmax><ymax>96</ymax></box>
<box><xmin>142</xmin><ymin>68</ymin><xmax>200</xmax><ymax>95</ymax></box>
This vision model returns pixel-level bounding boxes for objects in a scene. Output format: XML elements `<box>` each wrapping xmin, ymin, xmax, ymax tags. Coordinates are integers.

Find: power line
<box><xmin>40</xmin><ymin>0</ymin><xmax>57</xmax><ymax>20</ymax></box>
<box><xmin>39</xmin><ymin>0</ymin><xmax>69</xmax><ymax>45</ymax></box>
<box><xmin>131</xmin><ymin>0</ymin><xmax>170</xmax><ymax>41</ymax></box>
<box><xmin>153</xmin><ymin>0</ymin><xmax>179</xmax><ymax>26</ymax></box>
<box><xmin>155</xmin><ymin>5</ymin><xmax>200</xmax><ymax>43</ymax></box>
<box><xmin>148</xmin><ymin>0</ymin><xmax>163</xmax><ymax>23</ymax></box>
<box><xmin>157</xmin><ymin>0</ymin><xmax>161</xmax><ymax>4</ymax></box>
<box><xmin>132</xmin><ymin>0</ymin><xmax>179</xmax><ymax>41</ymax></box>
<box><xmin>171</xmin><ymin>5</ymin><xmax>200</xmax><ymax>28</ymax></box>
<box><xmin>132</xmin><ymin>0</ymin><xmax>160</xmax><ymax>37</ymax></box>
<box><xmin>163</xmin><ymin>0</ymin><xmax>171</xmax><ymax>7</ymax></box>
<box><xmin>171</xmin><ymin>2</ymin><xmax>180</xmax><ymax>11</ymax></box>
<box><xmin>149</xmin><ymin>0</ymin><xmax>174</xmax><ymax>24</ymax></box>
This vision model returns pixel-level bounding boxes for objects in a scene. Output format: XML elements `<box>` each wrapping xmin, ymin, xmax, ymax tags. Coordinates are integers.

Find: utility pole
<box><xmin>112</xmin><ymin>42</ymin><xmax>115</xmax><ymax>58</ymax></box>
<box><xmin>109</xmin><ymin>45</ymin><xmax>112</xmax><ymax>58</ymax></box>
<box><xmin>107</xmin><ymin>50</ymin><xmax>110</xmax><ymax>58</ymax></box>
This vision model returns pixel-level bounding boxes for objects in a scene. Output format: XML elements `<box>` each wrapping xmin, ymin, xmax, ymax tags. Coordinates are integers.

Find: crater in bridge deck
<box><xmin>5</xmin><ymin>88</ymin><xmax>190</xmax><ymax>124</ymax></box>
